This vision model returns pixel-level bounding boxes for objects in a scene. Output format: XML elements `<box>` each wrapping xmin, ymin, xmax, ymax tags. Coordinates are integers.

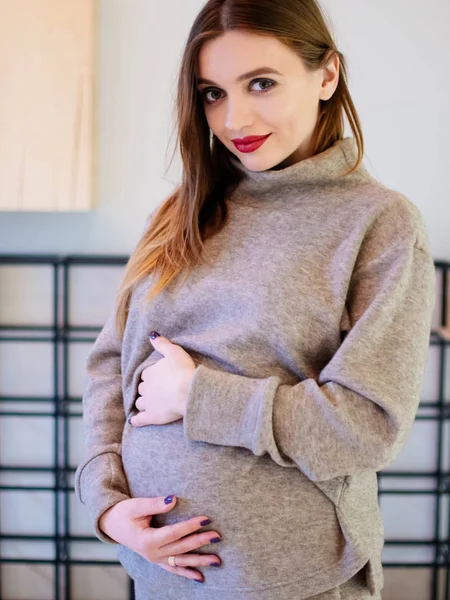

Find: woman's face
<box><xmin>197</xmin><ymin>30</ymin><xmax>339</xmax><ymax>171</ymax></box>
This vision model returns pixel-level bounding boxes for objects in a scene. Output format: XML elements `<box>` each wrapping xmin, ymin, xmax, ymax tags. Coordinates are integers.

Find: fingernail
<box><xmin>210</xmin><ymin>537</ymin><xmax>221</xmax><ymax>543</ymax></box>
<box><xmin>149</xmin><ymin>331</ymin><xmax>160</xmax><ymax>339</ymax></box>
<box><xmin>128</xmin><ymin>417</ymin><xmax>133</xmax><ymax>425</ymax></box>
<box><xmin>164</xmin><ymin>495</ymin><xmax>174</xmax><ymax>504</ymax></box>
<box><xmin>200</xmin><ymin>519</ymin><xmax>211</xmax><ymax>526</ymax></box>
<box><xmin>194</xmin><ymin>578</ymin><xmax>204</xmax><ymax>583</ymax></box>
<box><xmin>210</xmin><ymin>562</ymin><xmax>221</xmax><ymax>567</ymax></box>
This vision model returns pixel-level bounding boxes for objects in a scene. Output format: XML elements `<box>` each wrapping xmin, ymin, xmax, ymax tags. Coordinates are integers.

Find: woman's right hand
<box><xmin>98</xmin><ymin>495</ymin><xmax>221</xmax><ymax>583</ymax></box>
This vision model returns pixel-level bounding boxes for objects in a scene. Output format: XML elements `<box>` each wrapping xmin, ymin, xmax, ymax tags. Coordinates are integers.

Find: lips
<box><xmin>231</xmin><ymin>134</ymin><xmax>271</xmax><ymax>154</ymax></box>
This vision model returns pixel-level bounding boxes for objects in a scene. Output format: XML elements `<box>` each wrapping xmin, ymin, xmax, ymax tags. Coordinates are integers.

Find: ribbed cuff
<box><xmin>183</xmin><ymin>364</ymin><xmax>269</xmax><ymax>451</ymax></box>
<box><xmin>75</xmin><ymin>452</ymin><xmax>130</xmax><ymax>544</ymax></box>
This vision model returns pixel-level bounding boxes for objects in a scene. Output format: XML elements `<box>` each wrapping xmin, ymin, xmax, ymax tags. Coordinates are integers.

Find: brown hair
<box><xmin>115</xmin><ymin>0</ymin><xmax>364</xmax><ymax>336</ymax></box>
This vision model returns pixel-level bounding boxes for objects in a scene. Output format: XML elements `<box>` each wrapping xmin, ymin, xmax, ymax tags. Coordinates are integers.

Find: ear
<box><xmin>319</xmin><ymin>52</ymin><xmax>340</xmax><ymax>101</ymax></box>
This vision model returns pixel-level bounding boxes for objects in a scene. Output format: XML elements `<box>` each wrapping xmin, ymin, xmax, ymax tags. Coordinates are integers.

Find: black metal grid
<box><xmin>0</xmin><ymin>254</ymin><xmax>448</xmax><ymax>600</ymax></box>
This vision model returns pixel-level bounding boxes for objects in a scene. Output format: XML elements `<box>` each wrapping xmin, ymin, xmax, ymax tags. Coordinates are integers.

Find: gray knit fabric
<box><xmin>75</xmin><ymin>137</ymin><xmax>436</xmax><ymax>599</ymax></box>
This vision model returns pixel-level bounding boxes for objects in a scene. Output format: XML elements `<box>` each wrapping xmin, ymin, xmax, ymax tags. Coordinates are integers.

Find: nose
<box><xmin>224</xmin><ymin>96</ymin><xmax>253</xmax><ymax>133</ymax></box>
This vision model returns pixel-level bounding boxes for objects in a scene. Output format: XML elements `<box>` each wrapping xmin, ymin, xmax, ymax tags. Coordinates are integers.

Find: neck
<box><xmin>228</xmin><ymin>137</ymin><xmax>371</xmax><ymax>205</ymax></box>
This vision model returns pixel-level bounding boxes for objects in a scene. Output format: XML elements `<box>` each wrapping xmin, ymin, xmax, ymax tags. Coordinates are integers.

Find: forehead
<box><xmin>197</xmin><ymin>30</ymin><xmax>299</xmax><ymax>79</ymax></box>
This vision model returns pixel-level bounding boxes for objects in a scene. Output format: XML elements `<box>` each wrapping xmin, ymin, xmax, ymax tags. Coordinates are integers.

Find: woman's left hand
<box><xmin>130</xmin><ymin>332</ymin><xmax>197</xmax><ymax>427</ymax></box>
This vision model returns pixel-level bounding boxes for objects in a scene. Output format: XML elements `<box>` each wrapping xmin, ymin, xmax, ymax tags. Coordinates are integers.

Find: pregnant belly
<box><xmin>120</xmin><ymin>420</ymin><xmax>346</xmax><ymax>589</ymax></box>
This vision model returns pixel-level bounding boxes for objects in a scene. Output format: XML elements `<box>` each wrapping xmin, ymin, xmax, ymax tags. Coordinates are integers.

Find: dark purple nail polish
<box><xmin>210</xmin><ymin>537</ymin><xmax>221</xmax><ymax>543</ymax></box>
<box><xmin>210</xmin><ymin>562</ymin><xmax>221</xmax><ymax>567</ymax></box>
<box><xmin>200</xmin><ymin>519</ymin><xmax>211</xmax><ymax>526</ymax></box>
<box><xmin>164</xmin><ymin>495</ymin><xmax>174</xmax><ymax>504</ymax></box>
<box><xmin>194</xmin><ymin>578</ymin><xmax>204</xmax><ymax>583</ymax></box>
<box><xmin>149</xmin><ymin>331</ymin><xmax>160</xmax><ymax>339</ymax></box>
<box><xmin>128</xmin><ymin>417</ymin><xmax>133</xmax><ymax>425</ymax></box>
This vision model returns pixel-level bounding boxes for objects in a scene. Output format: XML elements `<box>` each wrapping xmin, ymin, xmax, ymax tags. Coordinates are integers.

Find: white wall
<box><xmin>0</xmin><ymin>0</ymin><xmax>448</xmax><ymax>259</ymax></box>
<box><xmin>0</xmin><ymin>2</ymin><xmax>449</xmax><ymax>599</ymax></box>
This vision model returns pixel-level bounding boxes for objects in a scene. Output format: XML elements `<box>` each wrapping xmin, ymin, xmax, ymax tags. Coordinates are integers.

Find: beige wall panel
<box><xmin>0</xmin><ymin>0</ymin><xmax>96</xmax><ymax>211</ymax></box>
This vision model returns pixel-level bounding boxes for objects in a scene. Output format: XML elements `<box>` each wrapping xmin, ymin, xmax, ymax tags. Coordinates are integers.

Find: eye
<box><xmin>200</xmin><ymin>78</ymin><xmax>276</xmax><ymax>105</ymax></box>
<box><xmin>250</xmin><ymin>78</ymin><xmax>276</xmax><ymax>93</ymax></box>
<box><xmin>201</xmin><ymin>88</ymin><xmax>223</xmax><ymax>105</ymax></box>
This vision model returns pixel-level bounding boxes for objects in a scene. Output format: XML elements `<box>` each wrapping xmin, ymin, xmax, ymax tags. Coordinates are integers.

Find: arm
<box><xmin>75</xmin><ymin>307</ymin><xmax>130</xmax><ymax>543</ymax></box>
<box><xmin>183</xmin><ymin>198</ymin><xmax>436</xmax><ymax>482</ymax></box>
<box><xmin>75</xmin><ymin>208</ymin><xmax>162</xmax><ymax>541</ymax></box>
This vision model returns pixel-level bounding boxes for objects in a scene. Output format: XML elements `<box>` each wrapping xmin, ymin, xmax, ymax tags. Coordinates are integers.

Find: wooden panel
<box><xmin>0</xmin><ymin>0</ymin><xmax>96</xmax><ymax>211</ymax></box>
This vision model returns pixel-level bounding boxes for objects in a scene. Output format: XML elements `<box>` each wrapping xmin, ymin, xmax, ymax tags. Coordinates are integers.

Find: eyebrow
<box><xmin>197</xmin><ymin>67</ymin><xmax>283</xmax><ymax>86</ymax></box>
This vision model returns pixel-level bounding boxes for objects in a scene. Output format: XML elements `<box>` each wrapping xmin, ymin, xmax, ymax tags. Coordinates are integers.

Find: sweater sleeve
<box><xmin>183</xmin><ymin>200</ymin><xmax>437</xmax><ymax>482</ymax></box>
<box><xmin>74</xmin><ymin>307</ymin><xmax>130</xmax><ymax>543</ymax></box>
<box><xmin>75</xmin><ymin>210</ymin><xmax>161</xmax><ymax>542</ymax></box>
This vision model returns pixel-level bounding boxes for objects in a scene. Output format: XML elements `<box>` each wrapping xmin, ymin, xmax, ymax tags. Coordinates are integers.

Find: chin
<box><xmin>235</xmin><ymin>152</ymin><xmax>277</xmax><ymax>172</ymax></box>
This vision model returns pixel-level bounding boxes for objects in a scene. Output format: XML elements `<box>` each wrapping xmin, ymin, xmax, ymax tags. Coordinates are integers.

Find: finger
<box><xmin>135</xmin><ymin>396</ymin><xmax>146</xmax><ymax>411</ymax></box>
<box><xmin>151</xmin><ymin>516</ymin><xmax>213</xmax><ymax>547</ymax></box>
<box><xmin>156</xmin><ymin>562</ymin><xmax>203</xmax><ymax>582</ymax></box>
<box><xmin>160</xmin><ymin>530</ymin><xmax>222</xmax><ymax>557</ymax></box>
<box><xmin>133</xmin><ymin>410</ymin><xmax>180</xmax><ymax>427</ymax></box>
<box><xmin>126</xmin><ymin>495</ymin><xmax>177</xmax><ymax>519</ymax></box>
<box><xmin>149</xmin><ymin>333</ymin><xmax>179</xmax><ymax>359</ymax></box>
<box><xmin>141</xmin><ymin>363</ymin><xmax>158</xmax><ymax>381</ymax></box>
<box><xmin>130</xmin><ymin>410</ymin><xmax>154</xmax><ymax>427</ymax></box>
<box><xmin>162</xmin><ymin>553</ymin><xmax>221</xmax><ymax>568</ymax></box>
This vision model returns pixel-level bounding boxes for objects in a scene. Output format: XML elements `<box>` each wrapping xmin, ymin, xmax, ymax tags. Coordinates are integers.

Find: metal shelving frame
<box><xmin>0</xmin><ymin>254</ymin><xmax>448</xmax><ymax>600</ymax></box>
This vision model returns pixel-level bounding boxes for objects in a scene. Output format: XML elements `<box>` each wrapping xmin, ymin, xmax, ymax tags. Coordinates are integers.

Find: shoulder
<box><xmin>340</xmin><ymin>175</ymin><xmax>430</xmax><ymax>252</ymax></box>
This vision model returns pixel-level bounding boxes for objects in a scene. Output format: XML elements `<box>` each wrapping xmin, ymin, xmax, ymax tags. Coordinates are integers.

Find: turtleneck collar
<box><xmin>228</xmin><ymin>137</ymin><xmax>371</xmax><ymax>205</ymax></box>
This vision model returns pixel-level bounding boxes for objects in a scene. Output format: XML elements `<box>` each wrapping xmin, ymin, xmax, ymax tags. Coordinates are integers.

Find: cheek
<box><xmin>204</xmin><ymin>107</ymin><xmax>223</xmax><ymax>136</ymax></box>
<box><xmin>266</xmin><ymin>91</ymin><xmax>317</xmax><ymax>135</ymax></box>
<box><xmin>258</xmin><ymin>95</ymin><xmax>290</xmax><ymax>128</ymax></box>
<box><xmin>253</xmin><ymin>97</ymin><xmax>298</xmax><ymax>139</ymax></box>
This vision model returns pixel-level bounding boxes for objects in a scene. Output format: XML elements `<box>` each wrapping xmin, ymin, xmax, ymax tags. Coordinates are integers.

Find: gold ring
<box><xmin>168</xmin><ymin>555</ymin><xmax>177</xmax><ymax>567</ymax></box>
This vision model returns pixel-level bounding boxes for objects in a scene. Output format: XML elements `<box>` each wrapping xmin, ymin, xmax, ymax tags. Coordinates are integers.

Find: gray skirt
<box><xmin>133</xmin><ymin>563</ymin><xmax>382</xmax><ymax>600</ymax></box>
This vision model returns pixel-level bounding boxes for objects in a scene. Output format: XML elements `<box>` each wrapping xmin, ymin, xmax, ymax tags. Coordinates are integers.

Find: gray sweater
<box><xmin>75</xmin><ymin>137</ymin><xmax>436</xmax><ymax>599</ymax></box>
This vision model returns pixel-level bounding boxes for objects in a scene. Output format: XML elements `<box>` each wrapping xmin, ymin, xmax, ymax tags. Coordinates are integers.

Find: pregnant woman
<box><xmin>75</xmin><ymin>1</ymin><xmax>436</xmax><ymax>598</ymax></box>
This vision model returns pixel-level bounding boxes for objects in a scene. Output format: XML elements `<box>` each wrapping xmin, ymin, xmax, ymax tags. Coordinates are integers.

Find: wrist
<box><xmin>98</xmin><ymin>513</ymin><xmax>109</xmax><ymax>534</ymax></box>
<box><xmin>179</xmin><ymin>365</ymin><xmax>198</xmax><ymax>417</ymax></box>
<box><xmin>98</xmin><ymin>504</ymin><xmax>116</xmax><ymax>535</ymax></box>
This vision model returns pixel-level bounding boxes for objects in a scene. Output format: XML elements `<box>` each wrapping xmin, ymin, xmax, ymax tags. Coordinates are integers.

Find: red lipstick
<box><xmin>231</xmin><ymin>134</ymin><xmax>271</xmax><ymax>154</ymax></box>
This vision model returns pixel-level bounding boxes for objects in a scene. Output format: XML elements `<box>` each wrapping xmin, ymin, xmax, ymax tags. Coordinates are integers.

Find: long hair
<box><xmin>115</xmin><ymin>0</ymin><xmax>364</xmax><ymax>336</ymax></box>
